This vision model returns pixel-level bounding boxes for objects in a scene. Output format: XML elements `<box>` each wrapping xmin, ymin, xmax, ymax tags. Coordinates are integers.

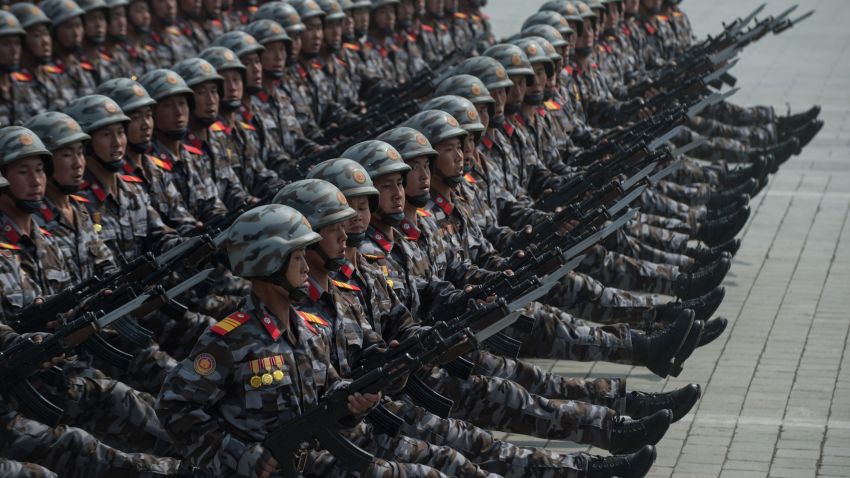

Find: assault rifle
<box><xmin>0</xmin><ymin>270</ymin><xmax>212</xmax><ymax>426</ymax></box>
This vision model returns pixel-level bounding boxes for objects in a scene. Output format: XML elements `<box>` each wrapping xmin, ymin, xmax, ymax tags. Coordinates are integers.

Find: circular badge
<box><xmin>336</xmin><ymin>191</ymin><xmax>347</xmax><ymax>204</ymax></box>
<box><xmin>560</xmin><ymin>17</ymin><xmax>568</xmax><ymax>25</ymax></box>
<box><xmin>261</xmin><ymin>373</ymin><xmax>274</xmax><ymax>385</ymax></box>
<box><xmin>19</xmin><ymin>134</ymin><xmax>33</xmax><ymax>146</ymax></box>
<box><xmin>307</xmin><ymin>1</ymin><xmax>318</xmax><ymax>9</ymax></box>
<box><xmin>495</xmin><ymin>67</ymin><xmax>506</xmax><ymax>78</ymax></box>
<box><xmin>6</xmin><ymin>17</ymin><xmax>15</xmax><ymax>27</ymax></box>
<box><xmin>201</xmin><ymin>62</ymin><xmax>212</xmax><ymax>73</ymax></box>
<box><xmin>133</xmin><ymin>84</ymin><xmax>145</xmax><ymax>97</ymax></box>
<box><xmin>224</xmin><ymin>50</ymin><xmax>235</xmax><ymax>61</ymax></box>
<box><xmin>66</xmin><ymin>119</ymin><xmax>79</xmax><ymax>130</ymax></box>
<box><xmin>193</xmin><ymin>353</ymin><xmax>216</xmax><ymax>376</ymax></box>
<box><xmin>250</xmin><ymin>375</ymin><xmax>263</xmax><ymax>388</ymax></box>
<box><xmin>166</xmin><ymin>73</ymin><xmax>178</xmax><ymax>85</ymax></box>
<box><xmin>331</xmin><ymin>2</ymin><xmax>340</xmax><ymax>11</ymax></box>
<box><xmin>272</xmin><ymin>24</ymin><xmax>282</xmax><ymax>33</ymax></box>
<box><xmin>446</xmin><ymin>115</ymin><xmax>459</xmax><ymax>127</ymax></box>
<box><xmin>290</xmin><ymin>14</ymin><xmax>300</xmax><ymax>24</ymax></box>
<box><xmin>273</xmin><ymin>369</ymin><xmax>285</xmax><ymax>382</ymax></box>
<box><xmin>302</xmin><ymin>216</ymin><xmax>312</xmax><ymax>227</ymax></box>
<box><xmin>467</xmin><ymin>110</ymin><xmax>478</xmax><ymax>121</ymax></box>
<box><xmin>511</xmin><ymin>54</ymin><xmax>522</xmax><ymax>66</ymax></box>
<box><xmin>527</xmin><ymin>45</ymin><xmax>537</xmax><ymax>55</ymax></box>
<box><xmin>30</xmin><ymin>6</ymin><xmax>40</xmax><ymax>14</ymax></box>
<box><xmin>64</xmin><ymin>0</ymin><xmax>75</xmax><ymax>9</ymax></box>
<box><xmin>353</xmin><ymin>170</ymin><xmax>366</xmax><ymax>184</ymax></box>
<box><xmin>105</xmin><ymin>102</ymin><xmax>118</xmax><ymax>113</ymax></box>
<box><xmin>471</xmin><ymin>83</ymin><xmax>481</xmax><ymax>95</ymax></box>
<box><xmin>415</xmin><ymin>134</ymin><xmax>428</xmax><ymax>145</ymax></box>
<box><xmin>387</xmin><ymin>148</ymin><xmax>399</xmax><ymax>160</ymax></box>
<box><xmin>246</xmin><ymin>36</ymin><xmax>256</xmax><ymax>44</ymax></box>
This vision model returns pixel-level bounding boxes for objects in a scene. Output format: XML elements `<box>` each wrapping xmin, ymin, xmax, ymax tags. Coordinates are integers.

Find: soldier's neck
<box><xmin>403</xmin><ymin>203</ymin><xmax>418</xmax><ymax>221</ymax></box>
<box><xmin>154</xmin><ymin>132</ymin><xmax>181</xmax><ymax>156</ymax></box>
<box><xmin>87</xmin><ymin>160</ymin><xmax>119</xmax><ymax>196</ymax></box>
<box><xmin>0</xmin><ymin>198</ymin><xmax>33</xmax><ymax>237</ymax></box>
<box><xmin>431</xmin><ymin>177</ymin><xmax>453</xmax><ymax>201</ymax></box>
<box><xmin>345</xmin><ymin>247</ymin><xmax>358</xmax><ymax>266</ymax></box>
<box><xmin>45</xmin><ymin>185</ymin><xmax>72</xmax><ymax>216</ymax></box>
<box><xmin>252</xmin><ymin>283</ymin><xmax>292</xmax><ymax>332</ymax></box>
<box><xmin>261</xmin><ymin>76</ymin><xmax>277</xmax><ymax>93</ymax></box>
<box><xmin>126</xmin><ymin>150</ymin><xmax>143</xmax><ymax>169</ymax></box>
<box><xmin>372</xmin><ymin>220</ymin><xmax>394</xmax><ymax>243</ymax></box>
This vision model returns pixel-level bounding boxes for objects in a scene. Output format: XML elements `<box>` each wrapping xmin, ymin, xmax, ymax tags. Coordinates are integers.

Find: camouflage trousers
<box><xmin>545</xmin><ymin>271</ymin><xmax>663</xmax><ymax>323</ymax></box>
<box><xmin>609</xmin><ymin>229</ymin><xmax>697</xmax><ymax>271</ymax></box>
<box><xmin>641</xmin><ymin>188</ymin><xmax>707</xmax><ymax>230</ymax></box>
<box><xmin>627</xmin><ymin>222</ymin><xmax>691</xmax><ymax>253</ymax></box>
<box><xmin>422</xmin><ymin>366</ymin><xmax>615</xmax><ymax>447</ymax></box>
<box><xmin>702</xmin><ymin>101</ymin><xmax>775</xmax><ymax>127</ymax></box>
<box><xmin>384</xmin><ymin>398</ymin><xmax>591</xmax><ymax>478</ymax></box>
<box><xmin>0</xmin><ymin>458</ymin><xmax>57</xmax><ymax>478</ymax></box>
<box><xmin>369</xmin><ymin>430</ymin><xmax>499</xmax><ymax>478</ymax></box>
<box><xmin>632</xmin><ymin>211</ymin><xmax>692</xmax><ymax>234</ymax></box>
<box><xmin>302</xmin><ymin>449</ymin><xmax>450</xmax><ymax>478</ymax></box>
<box><xmin>674</xmin><ymin>126</ymin><xmax>752</xmax><ymax>163</ymax></box>
<box><xmin>689</xmin><ymin>115</ymin><xmax>776</xmax><ymax>147</ymax></box>
<box><xmin>141</xmin><ymin>309</ymin><xmax>216</xmax><ymax>362</ymax></box>
<box><xmin>672</xmin><ymin>157</ymin><xmax>724</xmax><ymax>186</ymax></box>
<box><xmin>469</xmin><ymin>350</ymin><xmax>626</xmax><ymax>412</ymax></box>
<box><xmin>0</xmin><ymin>408</ymin><xmax>182</xmax><ymax>478</ymax></box>
<box><xmin>654</xmin><ymin>180</ymin><xmax>712</xmax><ymax>207</ymax></box>
<box><xmin>579</xmin><ymin>245</ymin><xmax>680</xmax><ymax>296</ymax></box>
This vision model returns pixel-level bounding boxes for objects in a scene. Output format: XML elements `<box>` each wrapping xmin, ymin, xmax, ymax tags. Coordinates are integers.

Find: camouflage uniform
<box><xmin>0</xmin><ymin>458</ymin><xmax>56</xmax><ymax>478</ymax></box>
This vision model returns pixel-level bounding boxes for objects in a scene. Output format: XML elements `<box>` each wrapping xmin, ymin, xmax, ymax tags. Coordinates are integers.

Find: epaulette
<box><xmin>211</xmin><ymin>19</ymin><xmax>223</xmax><ymax>26</ymax></box>
<box><xmin>183</xmin><ymin>144</ymin><xmax>204</xmax><ymax>156</ymax></box>
<box><xmin>536</xmin><ymin>107</ymin><xmax>547</xmax><ymax>117</ymax></box>
<box><xmin>0</xmin><ymin>242</ymin><xmax>21</xmax><ymax>251</ymax></box>
<box><xmin>239</xmin><ymin>121</ymin><xmax>256</xmax><ymax>131</ymax></box>
<box><xmin>421</xmin><ymin>24</ymin><xmax>434</xmax><ymax>33</ymax></box>
<box><xmin>343</xmin><ymin>42</ymin><xmax>361</xmax><ymax>51</ymax></box>
<box><xmin>144</xmin><ymin>44</ymin><xmax>156</xmax><ymax>52</ymax></box>
<box><xmin>331</xmin><ymin>279</ymin><xmax>361</xmax><ymax>292</ymax></box>
<box><xmin>80</xmin><ymin>61</ymin><xmax>95</xmax><ymax>72</ymax></box>
<box><xmin>656</xmin><ymin>15</ymin><xmax>669</xmax><ymax>22</ymax></box>
<box><xmin>38</xmin><ymin>227</ymin><xmax>51</xmax><ymax>237</ymax></box>
<box><xmin>11</xmin><ymin>72</ymin><xmax>32</xmax><ymax>82</ymax></box>
<box><xmin>100</xmin><ymin>51</ymin><xmax>113</xmax><ymax>62</ymax></box>
<box><xmin>310</xmin><ymin>60</ymin><xmax>323</xmax><ymax>70</ymax></box>
<box><xmin>438</xmin><ymin>23</ymin><xmax>449</xmax><ymax>31</ymax></box>
<box><xmin>454</xmin><ymin>12</ymin><xmax>468</xmax><ymax>20</ymax></box>
<box><xmin>564</xmin><ymin>65</ymin><xmax>574</xmax><ymax>75</ymax></box>
<box><xmin>119</xmin><ymin>174</ymin><xmax>143</xmax><ymax>183</ymax></box>
<box><xmin>210</xmin><ymin>121</ymin><xmax>229</xmax><ymax>133</ymax></box>
<box><xmin>335</xmin><ymin>57</ymin><xmax>347</xmax><ymax>68</ymax></box>
<box><xmin>416</xmin><ymin>208</ymin><xmax>432</xmax><ymax>217</ymax></box>
<box><xmin>472</xmin><ymin>14</ymin><xmax>481</xmax><ymax>21</ymax></box>
<box><xmin>296</xmin><ymin>64</ymin><xmax>308</xmax><ymax>78</ymax></box>
<box><xmin>481</xmin><ymin>136</ymin><xmax>494</xmax><ymax>150</ymax></box>
<box><xmin>362</xmin><ymin>253</ymin><xmax>385</xmax><ymax>261</ymax></box>
<box><xmin>256</xmin><ymin>90</ymin><xmax>269</xmax><ymax>102</ymax></box>
<box><xmin>591</xmin><ymin>63</ymin><xmax>599</xmax><ymax>69</ymax></box>
<box><xmin>43</xmin><ymin>64</ymin><xmax>64</xmax><ymax>74</ymax></box>
<box><xmin>297</xmin><ymin>310</ymin><xmax>329</xmax><ymax>329</ymax></box>
<box><xmin>151</xmin><ymin>156</ymin><xmax>172</xmax><ymax>171</ymax></box>
<box><xmin>672</xmin><ymin>12</ymin><xmax>684</xmax><ymax>17</ymax></box>
<box><xmin>70</xmin><ymin>194</ymin><xmax>90</xmax><ymax>203</ymax></box>
<box><xmin>211</xmin><ymin>311</ymin><xmax>251</xmax><ymax>335</ymax></box>
<box><xmin>544</xmin><ymin>100</ymin><xmax>562</xmax><ymax>111</ymax></box>
<box><xmin>166</xmin><ymin>25</ymin><xmax>182</xmax><ymax>36</ymax></box>
<box><xmin>80</xmin><ymin>180</ymin><xmax>107</xmax><ymax>202</ymax></box>
<box><xmin>406</xmin><ymin>32</ymin><xmax>417</xmax><ymax>42</ymax></box>
<box><xmin>463</xmin><ymin>173</ymin><xmax>477</xmax><ymax>184</ymax></box>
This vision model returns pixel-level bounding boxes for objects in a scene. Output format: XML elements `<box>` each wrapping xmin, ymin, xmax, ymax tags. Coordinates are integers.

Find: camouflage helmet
<box><xmin>511</xmin><ymin>37</ymin><xmax>554</xmax><ymax>76</ymax></box>
<box><xmin>95</xmin><ymin>77</ymin><xmax>157</xmax><ymax>114</ymax></box>
<box><xmin>376</xmin><ymin>127</ymin><xmax>437</xmax><ymax>162</ymax></box>
<box><xmin>212</xmin><ymin>31</ymin><xmax>265</xmax><ymax>58</ymax></box>
<box><xmin>483</xmin><ymin>43</ymin><xmax>534</xmax><ymax>78</ymax></box>
<box><xmin>104</xmin><ymin>0</ymin><xmax>130</xmax><ymax>8</ymax></box>
<box><xmin>342</xmin><ymin>140</ymin><xmax>410</xmax><ymax>179</ymax></box>
<box><xmin>244</xmin><ymin>19</ymin><xmax>291</xmax><ymax>46</ymax></box>
<box><xmin>585</xmin><ymin>0</ymin><xmax>606</xmax><ymax>12</ymax></box>
<box><xmin>223</xmin><ymin>204</ymin><xmax>321</xmax><ymax>278</ymax></box>
<box><xmin>574</xmin><ymin>1</ymin><xmax>597</xmax><ymax>19</ymax></box>
<box><xmin>453</xmin><ymin>56</ymin><xmax>513</xmax><ymax>91</ymax></box>
<box><xmin>273</xmin><ymin>179</ymin><xmax>356</xmax><ymax>230</ymax></box>
<box><xmin>307</xmin><ymin>158</ymin><xmax>378</xmax><ymax>198</ymax></box>
<box><xmin>315</xmin><ymin>0</ymin><xmax>347</xmax><ymax>21</ymax></box>
<box><xmin>435</xmin><ymin>74</ymin><xmax>494</xmax><ymax>106</ymax></box>
<box><xmin>526</xmin><ymin>35</ymin><xmax>561</xmax><ymax>63</ymax></box>
<box><xmin>0</xmin><ymin>126</ymin><xmax>53</xmax><ymax>174</ymax></box>
<box><xmin>0</xmin><ymin>171</ymin><xmax>8</xmax><ymax>189</ymax></box>
<box><xmin>65</xmin><ymin>95</ymin><xmax>130</xmax><ymax>135</ymax></box>
<box><xmin>344</xmin><ymin>0</ymin><xmax>372</xmax><ymax>10</ymax></box>
<box><xmin>0</xmin><ymin>11</ymin><xmax>26</xmax><ymax>37</ymax></box>
<box><xmin>521</xmin><ymin>24</ymin><xmax>570</xmax><ymax>48</ymax></box>
<box><xmin>522</xmin><ymin>10</ymin><xmax>573</xmax><ymax>36</ymax></box>
<box><xmin>421</xmin><ymin>96</ymin><xmax>484</xmax><ymax>135</ymax></box>
<box><xmin>172</xmin><ymin>58</ymin><xmax>224</xmax><ymax>88</ymax></box>
<box><xmin>10</xmin><ymin>3</ymin><xmax>51</xmax><ymax>30</ymax></box>
<box><xmin>369</xmin><ymin>0</ymin><xmax>400</xmax><ymax>10</ymax></box>
<box><xmin>40</xmin><ymin>0</ymin><xmax>85</xmax><ymax>29</ymax></box>
<box><xmin>401</xmin><ymin>110</ymin><xmax>468</xmax><ymax>147</ymax></box>
<box><xmin>200</xmin><ymin>47</ymin><xmax>247</xmax><ymax>73</ymax></box>
<box><xmin>539</xmin><ymin>0</ymin><xmax>581</xmax><ymax>22</ymax></box>
<box><xmin>289</xmin><ymin>0</ymin><xmax>325</xmax><ymax>20</ymax></box>
<box><xmin>253</xmin><ymin>2</ymin><xmax>305</xmax><ymax>34</ymax></box>
<box><xmin>76</xmin><ymin>0</ymin><xmax>108</xmax><ymax>14</ymax></box>
<box><xmin>23</xmin><ymin>112</ymin><xmax>90</xmax><ymax>152</ymax></box>
<box><xmin>138</xmin><ymin>69</ymin><xmax>194</xmax><ymax>102</ymax></box>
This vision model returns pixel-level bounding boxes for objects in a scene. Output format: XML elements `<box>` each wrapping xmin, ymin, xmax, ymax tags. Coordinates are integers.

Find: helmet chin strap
<box><xmin>310</xmin><ymin>243</ymin><xmax>346</xmax><ymax>271</ymax></box>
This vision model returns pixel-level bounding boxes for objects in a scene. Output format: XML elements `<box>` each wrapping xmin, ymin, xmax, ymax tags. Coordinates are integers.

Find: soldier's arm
<box><xmin>144</xmin><ymin>204</ymin><xmax>184</xmax><ymax>255</ymax></box>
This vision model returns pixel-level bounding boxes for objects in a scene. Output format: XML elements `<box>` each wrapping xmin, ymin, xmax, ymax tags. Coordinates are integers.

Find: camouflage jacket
<box><xmin>501</xmin><ymin>115</ymin><xmax>565</xmax><ymax>198</ymax></box>
<box><xmin>208</xmin><ymin>117</ymin><xmax>286</xmax><ymax>201</ymax></box>
<box><xmin>150</xmin><ymin>139</ymin><xmax>229</xmax><ymax>223</ymax></box>
<box><xmin>77</xmin><ymin>170</ymin><xmax>182</xmax><ymax>263</ymax></box>
<box><xmin>295</xmin><ymin>58</ymin><xmax>355</xmax><ymax>130</ymax></box>
<box><xmin>570</xmin><ymin>61</ymin><xmax>624</xmax><ymax>129</ymax></box>
<box><xmin>186</xmin><ymin>129</ymin><xmax>257</xmax><ymax>211</ymax></box>
<box><xmin>282</xmin><ymin>67</ymin><xmax>324</xmax><ymax>140</ymax></box>
<box><xmin>359</xmin><ymin>224</ymin><xmax>422</xmax><ymax>317</ymax></box>
<box><xmin>363</xmin><ymin>36</ymin><xmax>406</xmax><ymax>86</ymax></box>
<box><xmin>113</xmin><ymin>40</ymin><xmax>160</xmax><ymax>79</ymax></box>
<box><xmin>158</xmin><ymin>24</ymin><xmax>198</xmax><ymax>63</ymax></box>
<box><xmin>250</xmin><ymin>87</ymin><xmax>315</xmax><ymax>171</ymax></box>
<box><xmin>414</xmin><ymin>22</ymin><xmax>442</xmax><ymax>65</ymax></box>
<box><xmin>0</xmin><ymin>245</ymin><xmax>41</xmax><ymax>321</ymax></box>
<box><xmin>0</xmin><ymin>70</ymin><xmax>47</xmax><ymax>126</ymax></box>
<box><xmin>34</xmin><ymin>195</ymin><xmax>118</xmax><ymax>283</ymax></box>
<box><xmin>57</xmin><ymin>57</ymin><xmax>99</xmax><ymax>100</ymax></box>
<box><xmin>122</xmin><ymin>154</ymin><xmax>200</xmax><ymax>236</ymax></box>
<box><xmin>320</xmin><ymin>53</ymin><xmax>360</xmax><ymax>112</ymax></box>
<box><xmin>156</xmin><ymin>294</ymin><xmax>348</xmax><ymax>475</ymax></box>
<box><xmin>0</xmin><ymin>214</ymin><xmax>72</xmax><ymax>295</ymax></box>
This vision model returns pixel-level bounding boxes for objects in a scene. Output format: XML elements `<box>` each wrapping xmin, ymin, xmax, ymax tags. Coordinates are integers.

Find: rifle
<box><xmin>0</xmin><ymin>269</ymin><xmax>212</xmax><ymax>426</ymax></box>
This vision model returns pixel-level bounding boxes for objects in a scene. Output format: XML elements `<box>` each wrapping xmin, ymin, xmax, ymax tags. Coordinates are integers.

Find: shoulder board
<box><xmin>362</xmin><ymin>253</ymin><xmax>385</xmax><ymax>261</ymax></box>
<box><xmin>481</xmin><ymin>135</ymin><xmax>494</xmax><ymax>150</ymax></box>
<box><xmin>43</xmin><ymin>64</ymin><xmax>64</xmax><ymax>74</ymax></box>
<box><xmin>80</xmin><ymin>61</ymin><xmax>95</xmax><ymax>72</ymax></box>
<box><xmin>100</xmin><ymin>51</ymin><xmax>113</xmax><ymax>62</ymax></box>
<box><xmin>256</xmin><ymin>90</ymin><xmax>269</xmax><ymax>102</ymax></box>
<box><xmin>119</xmin><ymin>174</ymin><xmax>143</xmax><ymax>183</ymax></box>
<box><xmin>416</xmin><ymin>208</ymin><xmax>432</xmax><ymax>217</ymax></box>
<box><xmin>597</xmin><ymin>45</ymin><xmax>606</xmax><ymax>53</ymax></box>
<box><xmin>335</xmin><ymin>57</ymin><xmax>348</xmax><ymax>67</ymax></box>
<box><xmin>211</xmin><ymin>19</ymin><xmax>223</xmax><ymax>26</ymax></box>
<box><xmin>406</xmin><ymin>32</ymin><xmax>417</xmax><ymax>42</ymax></box>
<box><xmin>310</xmin><ymin>61</ymin><xmax>323</xmax><ymax>70</ymax></box>
<box><xmin>69</xmin><ymin>194</ymin><xmax>90</xmax><ymax>203</ymax></box>
<box><xmin>11</xmin><ymin>72</ymin><xmax>33</xmax><ymax>82</ymax></box>
<box><xmin>463</xmin><ymin>173</ymin><xmax>477</xmax><ymax>185</ymax></box>
<box><xmin>182</xmin><ymin>144</ymin><xmax>204</xmax><ymax>155</ymax></box>
<box><xmin>544</xmin><ymin>100</ymin><xmax>562</xmax><ymax>111</ymax></box>
<box><xmin>239</xmin><ymin>121</ymin><xmax>256</xmax><ymax>131</ymax></box>
<box><xmin>297</xmin><ymin>310</ymin><xmax>329</xmax><ymax>328</ymax></box>
<box><xmin>438</xmin><ymin>23</ymin><xmax>449</xmax><ymax>31</ymax></box>
<box><xmin>343</xmin><ymin>42</ymin><xmax>361</xmax><ymax>51</ymax></box>
<box><xmin>166</xmin><ymin>25</ymin><xmax>181</xmax><ymax>35</ymax></box>
<box><xmin>421</xmin><ymin>24</ymin><xmax>434</xmax><ymax>33</ymax></box>
<box><xmin>296</xmin><ymin>64</ymin><xmax>308</xmax><ymax>78</ymax></box>
<box><xmin>210</xmin><ymin>121</ymin><xmax>228</xmax><ymax>133</ymax></box>
<box><xmin>672</xmin><ymin>12</ymin><xmax>684</xmax><ymax>17</ymax></box>
<box><xmin>472</xmin><ymin>14</ymin><xmax>481</xmax><ymax>21</ymax></box>
<box><xmin>144</xmin><ymin>44</ymin><xmax>156</xmax><ymax>52</ymax></box>
<box><xmin>38</xmin><ymin>227</ymin><xmax>51</xmax><ymax>237</ymax></box>
<box><xmin>151</xmin><ymin>156</ymin><xmax>173</xmax><ymax>171</ymax></box>
<box><xmin>591</xmin><ymin>63</ymin><xmax>599</xmax><ymax>69</ymax></box>
<box><xmin>211</xmin><ymin>311</ymin><xmax>251</xmax><ymax>336</ymax></box>
<box><xmin>454</xmin><ymin>12</ymin><xmax>468</xmax><ymax>20</ymax></box>
<box><xmin>656</xmin><ymin>15</ymin><xmax>669</xmax><ymax>22</ymax></box>
<box><xmin>331</xmin><ymin>279</ymin><xmax>361</xmax><ymax>292</ymax></box>
<box><xmin>0</xmin><ymin>242</ymin><xmax>21</xmax><ymax>251</ymax></box>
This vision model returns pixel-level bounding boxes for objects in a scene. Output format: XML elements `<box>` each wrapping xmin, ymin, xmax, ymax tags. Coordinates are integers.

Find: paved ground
<box><xmin>485</xmin><ymin>1</ymin><xmax>850</xmax><ymax>477</ymax></box>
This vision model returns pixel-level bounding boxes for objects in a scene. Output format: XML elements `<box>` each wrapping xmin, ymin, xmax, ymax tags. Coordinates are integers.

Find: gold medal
<box><xmin>261</xmin><ymin>373</ymin><xmax>273</xmax><ymax>385</ymax></box>
<box><xmin>250</xmin><ymin>376</ymin><xmax>263</xmax><ymax>388</ymax></box>
<box><xmin>273</xmin><ymin>370</ymin><xmax>284</xmax><ymax>382</ymax></box>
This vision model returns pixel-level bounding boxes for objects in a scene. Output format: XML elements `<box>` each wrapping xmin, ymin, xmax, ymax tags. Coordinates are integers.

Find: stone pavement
<box><xmin>485</xmin><ymin>1</ymin><xmax>850</xmax><ymax>477</ymax></box>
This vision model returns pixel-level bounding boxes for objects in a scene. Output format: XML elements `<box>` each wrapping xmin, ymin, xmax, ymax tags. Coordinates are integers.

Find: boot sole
<box><xmin>670</xmin><ymin>321</ymin><xmax>704</xmax><ymax>377</ymax></box>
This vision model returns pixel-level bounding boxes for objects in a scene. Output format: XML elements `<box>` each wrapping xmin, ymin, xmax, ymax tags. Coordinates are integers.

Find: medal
<box><xmin>261</xmin><ymin>373</ymin><xmax>273</xmax><ymax>385</ymax></box>
<box><xmin>249</xmin><ymin>358</ymin><xmax>263</xmax><ymax>388</ymax></box>
<box><xmin>273</xmin><ymin>370</ymin><xmax>284</xmax><ymax>382</ymax></box>
<box><xmin>272</xmin><ymin>355</ymin><xmax>285</xmax><ymax>382</ymax></box>
<box><xmin>250</xmin><ymin>376</ymin><xmax>263</xmax><ymax>388</ymax></box>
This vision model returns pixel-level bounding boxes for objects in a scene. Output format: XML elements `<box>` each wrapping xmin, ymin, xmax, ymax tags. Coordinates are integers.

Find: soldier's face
<box><xmin>578</xmin><ymin>19</ymin><xmax>594</xmax><ymax>48</ymax></box>
<box><xmin>179</xmin><ymin>0</ymin><xmax>202</xmax><ymax>17</ymax></box>
<box><xmin>241</xmin><ymin>53</ymin><xmax>263</xmax><ymax>90</ymax></box>
<box><xmin>426</xmin><ymin>0</ymin><xmax>443</xmax><ymax>17</ymax></box>
<box><xmin>641</xmin><ymin>0</ymin><xmax>660</xmax><ymax>13</ymax></box>
<box><xmin>434</xmin><ymin>138</ymin><xmax>463</xmax><ymax>178</ymax></box>
<box><xmin>352</xmin><ymin>8</ymin><xmax>369</xmax><ymax>34</ymax></box>
<box><xmin>398</xmin><ymin>0</ymin><xmax>415</xmax><ymax>23</ymax></box>
<box><xmin>342</xmin><ymin>14</ymin><xmax>355</xmax><ymax>37</ymax></box>
<box><xmin>51</xmin><ymin>143</ymin><xmax>86</xmax><ymax>188</ymax></box>
<box><xmin>152</xmin><ymin>0</ymin><xmax>177</xmax><ymax>22</ymax></box>
<box><xmin>56</xmin><ymin>17</ymin><xmax>84</xmax><ymax>50</ymax></box>
<box><xmin>346</xmin><ymin>196</ymin><xmax>370</xmax><ymax>235</ymax></box>
<box><xmin>624</xmin><ymin>0</ymin><xmax>639</xmax><ymax>14</ymax></box>
<box><xmin>301</xmin><ymin>17</ymin><xmax>323</xmax><ymax>55</ymax></box>
<box><xmin>317</xmin><ymin>221</ymin><xmax>347</xmax><ymax>260</ymax></box>
<box><xmin>127</xmin><ymin>106</ymin><xmax>154</xmax><ymax>144</ymax></box>
<box><xmin>371</xmin><ymin>5</ymin><xmax>395</xmax><ymax>33</ymax></box>
<box><xmin>290</xmin><ymin>34</ymin><xmax>302</xmax><ymax>57</ymax></box>
<box><xmin>2</xmin><ymin>157</ymin><xmax>46</xmax><ymax>201</ymax></box>
<box><xmin>193</xmin><ymin>82</ymin><xmax>220</xmax><ymax>121</ymax></box>
<box><xmin>375</xmin><ymin>173</ymin><xmax>404</xmax><ymax>215</ymax></box>
<box><xmin>221</xmin><ymin>69</ymin><xmax>243</xmax><ymax>102</ymax></box>
<box><xmin>606</xmin><ymin>3</ymin><xmax>620</xmax><ymax>27</ymax></box>
<box><xmin>324</xmin><ymin>19</ymin><xmax>344</xmax><ymax>51</ymax></box>
<box><xmin>529</xmin><ymin>63</ymin><xmax>546</xmax><ymax>95</ymax></box>
<box><xmin>0</xmin><ymin>36</ymin><xmax>21</xmax><ymax>67</ymax></box>
<box><xmin>202</xmin><ymin>0</ymin><xmax>221</xmax><ymax>16</ymax></box>
<box><xmin>108</xmin><ymin>7</ymin><xmax>129</xmax><ymax>39</ymax></box>
<box><xmin>285</xmin><ymin>249</ymin><xmax>310</xmax><ymax>290</ymax></box>
<box><xmin>507</xmin><ymin>75</ymin><xmax>526</xmax><ymax>108</ymax></box>
<box><xmin>90</xmin><ymin>123</ymin><xmax>127</xmax><ymax>164</ymax></box>
<box><xmin>261</xmin><ymin>41</ymin><xmax>287</xmax><ymax>75</ymax></box>
<box><xmin>475</xmin><ymin>103</ymin><xmax>489</xmax><ymax>130</ymax></box>
<box><xmin>462</xmin><ymin>134</ymin><xmax>476</xmax><ymax>165</ymax></box>
<box><xmin>128</xmin><ymin>2</ymin><xmax>151</xmax><ymax>29</ymax></box>
<box><xmin>405</xmin><ymin>156</ymin><xmax>430</xmax><ymax>198</ymax></box>
<box><xmin>26</xmin><ymin>25</ymin><xmax>52</xmax><ymax>60</ymax></box>
<box><xmin>491</xmin><ymin>87</ymin><xmax>506</xmax><ymax>117</ymax></box>
<box><xmin>155</xmin><ymin>95</ymin><xmax>189</xmax><ymax>131</ymax></box>
<box><xmin>84</xmin><ymin>10</ymin><xmax>108</xmax><ymax>43</ymax></box>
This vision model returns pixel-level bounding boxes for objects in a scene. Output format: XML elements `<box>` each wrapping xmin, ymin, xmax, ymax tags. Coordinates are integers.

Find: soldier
<box><xmin>40</xmin><ymin>0</ymin><xmax>99</xmax><ymax>101</ymax></box>
<box><xmin>125</xmin><ymin>0</ymin><xmax>164</xmax><ymax>75</ymax></box>
<box><xmin>157</xmin><ymin>203</ymin><xmax>449</xmax><ymax>478</ymax></box>
<box><xmin>103</xmin><ymin>0</ymin><xmax>138</xmax><ymax>79</ymax></box>
<box><xmin>10</xmin><ymin>4</ymin><xmax>69</xmax><ymax>115</ymax></box>
<box><xmin>0</xmin><ymin>11</ymin><xmax>47</xmax><ymax>126</ymax></box>
<box><xmin>148</xmin><ymin>0</ymin><xmax>197</xmax><ymax>62</ymax></box>
<box><xmin>77</xmin><ymin>0</ymin><xmax>124</xmax><ymax>81</ymax></box>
